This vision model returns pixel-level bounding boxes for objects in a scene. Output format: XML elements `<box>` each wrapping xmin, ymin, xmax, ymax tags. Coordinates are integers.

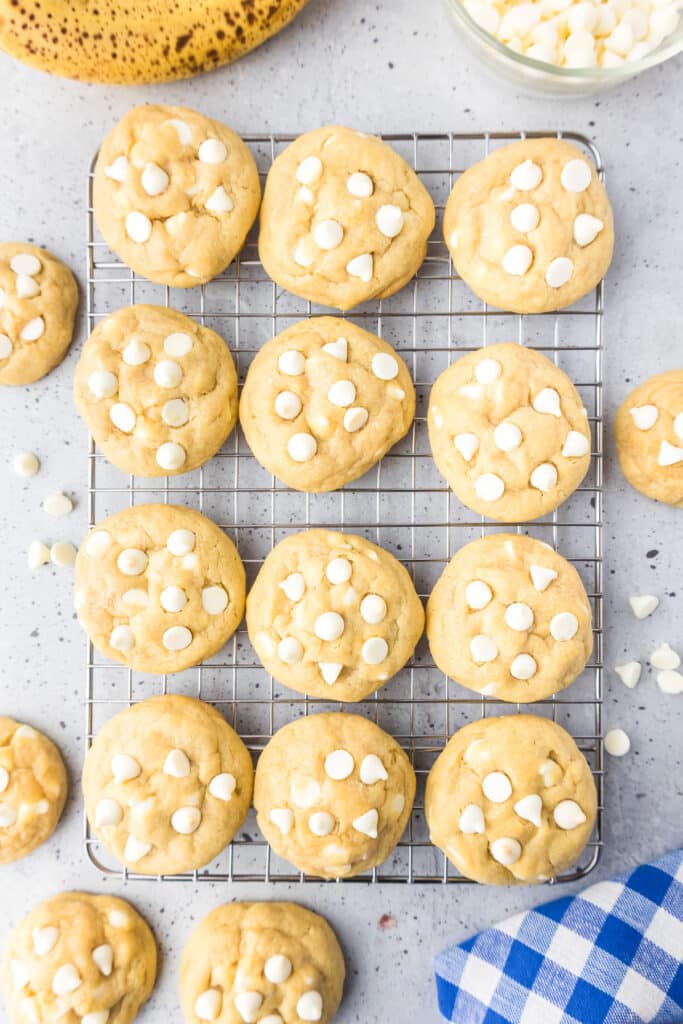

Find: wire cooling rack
<box><xmin>84</xmin><ymin>130</ymin><xmax>605</xmax><ymax>884</ymax></box>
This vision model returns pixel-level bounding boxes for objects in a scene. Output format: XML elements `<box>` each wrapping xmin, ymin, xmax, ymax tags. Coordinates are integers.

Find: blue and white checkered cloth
<box><xmin>435</xmin><ymin>849</ymin><xmax>683</xmax><ymax>1024</ymax></box>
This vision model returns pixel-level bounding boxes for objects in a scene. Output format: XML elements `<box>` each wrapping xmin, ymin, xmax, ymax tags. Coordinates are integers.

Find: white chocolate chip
<box><xmin>297</xmin><ymin>991</ymin><xmax>323</xmax><ymax>1022</ymax></box>
<box><xmin>361</xmin><ymin>636</ymin><xmax>388</xmax><ymax>664</ymax></box>
<box><xmin>504</xmin><ymin>602</ymin><xmax>534</xmax><ymax>631</ymax></box>
<box><xmin>322</xmin><ymin>337</ymin><xmax>348</xmax><ymax>361</ymax></box>
<box><xmin>108</xmin><ymin>910</ymin><xmax>129</xmax><ymax>928</ymax></box>
<box><xmin>112</xmin><ymin>753</ymin><xmax>141</xmax><ymax>783</ymax></box>
<box><xmin>503</xmin><ymin>244</ymin><xmax>533</xmax><ymax>276</ymax></box>
<box><xmin>43</xmin><ymin>491</ymin><xmax>73</xmax><ymax>517</ymax></box>
<box><xmin>510</xmin><ymin>653</ymin><xmax>537</xmax><ymax>679</ymax></box>
<box><xmin>88</xmin><ymin>369</ymin><xmax>118</xmax><ymax>398</ymax></box>
<box><xmin>629</xmin><ymin>594</ymin><xmax>658</xmax><ymax>619</ymax></box>
<box><xmin>265</xmin><ymin>954</ymin><xmax>292</xmax><ymax>984</ymax></box>
<box><xmin>110</xmin><ymin>624</ymin><xmax>134</xmax><ymax>651</ymax></box>
<box><xmin>313</xmin><ymin>219</ymin><xmax>344</xmax><ymax>250</ymax></box>
<box><xmin>562</xmin><ymin>430</ymin><xmax>590</xmax><ymax>457</ymax></box>
<box><xmin>32</xmin><ymin>927</ymin><xmax>59</xmax><ymax>957</ymax></box>
<box><xmin>121</xmin><ymin>338</ymin><xmax>150</xmax><ymax>366</ymax></box>
<box><xmin>489</xmin><ymin>837</ymin><xmax>522</xmax><ymax>866</ymax></box>
<box><xmin>52</xmin><ymin>964</ymin><xmax>81</xmax><ymax>996</ymax></box>
<box><xmin>352</xmin><ymin>807</ymin><xmax>379</xmax><ymax>838</ymax></box>
<box><xmin>279</xmin><ymin>572</ymin><xmax>305</xmax><ymax>601</ymax></box>
<box><xmin>454</xmin><ymin>432</ymin><xmax>480</xmax><ymax>462</ymax></box>
<box><xmin>234</xmin><ymin>985</ymin><xmax>264</xmax><ymax>1018</ymax></box>
<box><xmin>470</xmin><ymin>634</ymin><xmax>498</xmax><ymax>663</ymax></box>
<box><xmin>614</xmin><ymin>661</ymin><xmax>642</xmax><ymax>688</ymax></box>
<box><xmin>657</xmin><ymin>670</ymin><xmax>683</xmax><ymax>694</ymax></box>
<box><xmin>157</xmin><ymin>441</ymin><xmax>186</xmax><ymax>471</ymax></box>
<box><xmin>278</xmin><ymin>636</ymin><xmax>303</xmax><ymax>664</ymax></box>
<box><xmin>171</xmin><ymin>806</ymin><xmax>201</xmax><ymax>834</ymax></box>
<box><xmin>376</xmin><ymin>204</ymin><xmax>404</xmax><ymax>238</ymax></box>
<box><xmin>574</xmin><ymin>213</ymin><xmax>604</xmax><ymax>247</ymax></box>
<box><xmin>494</xmin><ymin>422</ymin><xmax>522</xmax><ymax>451</ymax></box>
<box><xmin>514</xmin><ymin>794</ymin><xmax>543</xmax><ymax>827</ymax></box>
<box><xmin>561</xmin><ymin>159</ymin><xmax>592</xmax><ymax>193</ymax></box>
<box><xmin>296</xmin><ymin>156</ymin><xmax>323</xmax><ymax>185</ymax></box>
<box><xmin>605</xmin><ymin>728</ymin><xmax>630</xmax><ymax>756</ymax></box>
<box><xmin>326</xmin><ymin>557</ymin><xmax>352</xmax><ymax>584</ymax></box>
<box><xmin>372</xmin><ymin>352</ymin><xmax>399</xmax><ymax>381</ymax></box>
<box><xmin>459</xmin><ymin>803</ymin><xmax>485</xmax><ymax>834</ymax></box>
<box><xmin>275</xmin><ymin>391</ymin><xmax>302</xmax><ymax>420</ymax></box>
<box><xmin>11</xmin><ymin>253</ymin><xmax>41</xmax><ymax>276</ymax></box>
<box><xmin>109</xmin><ymin>402</ymin><xmax>136</xmax><ymax>434</ymax></box>
<box><xmin>297</xmin><ymin>186</ymin><xmax>314</xmax><ymax>204</ymax></box>
<box><xmin>0</xmin><ymin>335</ymin><xmax>12</xmax><ymax>359</ymax></box>
<box><xmin>475</xmin><ymin>473</ymin><xmax>505</xmax><ymax>502</ymax></box>
<box><xmin>533</xmin><ymin>387</ymin><xmax>561</xmax><ymax>417</ymax></box>
<box><xmin>195</xmin><ymin>989</ymin><xmax>222</xmax><ymax>1022</ymax></box>
<box><xmin>658</xmin><ymin>440</ymin><xmax>683</xmax><ymax>466</ymax></box>
<box><xmin>360</xmin><ymin>593</ymin><xmax>387</xmax><ymax>624</ymax></box>
<box><xmin>530</xmin><ymin>463</ymin><xmax>558</xmax><ymax>492</ymax></box>
<box><xmin>553</xmin><ymin>799</ymin><xmax>587</xmax><ymax>829</ymax></box>
<box><xmin>205</xmin><ymin>773</ymin><xmax>235</xmax><ymax>803</ymax></box>
<box><xmin>16</xmin><ymin>274</ymin><xmax>40</xmax><ymax>299</ymax></box>
<box><xmin>20</xmin><ymin>317</ymin><xmax>45</xmax><ymax>342</ymax></box>
<box><xmin>343</xmin><ymin>407</ymin><xmax>369</xmax><ymax>432</ymax></box>
<box><xmin>167</xmin><ymin>529</ymin><xmax>195</xmax><ymax>556</ymax></box>
<box><xmin>465</xmin><ymin>580</ymin><xmax>493</xmax><ymax>610</ymax></box>
<box><xmin>530</xmin><ymin>564</ymin><xmax>557</xmax><ymax>592</ymax></box>
<box><xmin>319</xmin><ymin>662</ymin><xmax>343</xmax><ymax>685</ymax></box>
<box><xmin>346</xmin><ymin>253</ymin><xmax>373</xmax><ymax>282</ymax></box>
<box><xmin>510</xmin><ymin>203</ymin><xmax>540</xmax><ymax>233</ymax></box>
<box><xmin>674</xmin><ymin>413</ymin><xmax>683</xmax><ymax>441</ymax></box>
<box><xmin>550</xmin><ymin>611</ymin><xmax>579</xmax><ymax>641</ymax></box>
<box><xmin>84</xmin><ymin>531</ymin><xmax>111</xmax><ymax>558</ymax></box>
<box><xmin>314</xmin><ymin>611</ymin><xmax>344</xmax><ymax>641</ymax></box>
<box><xmin>328</xmin><ymin>379</ymin><xmax>356</xmax><ymax>407</ymax></box>
<box><xmin>202</xmin><ymin>585</ymin><xmax>228</xmax><ymax>615</ymax></box>
<box><xmin>475</xmin><ymin>358</ymin><xmax>501</xmax><ymax>384</ymax></box>
<box><xmin>205</xmin><ymin>186</ymin><xmax>234</xmax><ymax>213</ymax></box>
<box><xmin>629</xmin><ymin>405</ymin><xmax>658</xmax><ymax>430</ymax></box>
<box><xmin>13</xmin><ymin>451</ymin><xmax>39</xmax><ymax>477</ymax></box>
<box><xmin>163</xmin><ymin>748</ymin><xmax>191</xmax><ymax>778</ymax></box>
<box><xmin>360</xmin><ymin>754</ymin><xmax>388</xmax><ymax>785</ymax></box>
<box><xmin>92</xmin><ymin>943</ymin><xmax>113</xmax><ymax>977</ymax></box>
<box><xmin>0</xmin><ymin>804</ymin><xmax>17</xmax><ymax>827</ymax></box>
<box><xmin>308</xmin><ymin>811</ymin><xmax>335</xmax><ymax>836</ymax></box>
<box><xmin>546</xmin><ymin>257</ymin><xmax>574</xmax><ymax>288</ymax></box>
<box><xmin>125</xmin><ymin>211</ymin><xmax>152</xmax><ymax>244</ymax></box>
<box><xmin>141</xmin><ymin>162</ymin><xmax>169</xmax><ymax>196</ymax></box>
<box><xmin>50</xmin><ymin>541</ymin><xmax>77</xmax><ymax>568</ymax></box>
<box><xmin>325</xmin><ymin>749</ymin><xmax>354</xmax><ymax>780</ymax></box>
<box><xmin>539</xmin><ymin>758</ymin><xmax>561</xmax><ymax>787</ymax></box>
<box><xmin>27</xmin><ymin>540</ymin><xmax>50</xmax><ymax>569</ymax></box>
<box><xmin>164</xmin><ymin>332</ymin><xmax>193</xmax><ymax>357</ymax></box>
<box><xmin>269</xmin><ymin>808</ymin><xmax>294</xmax><ymax>834</ymax></box>
<box><xmin>347</xmin><ymin>171</ymin><xmax>373</xmax><ymax>197</ymax></box>
<box><xmin>278</xmin><ymin>349</ymin><xmax>305</xmax><ymax>375</ymax></box>
<box><xmin>510</xmin><ymin>160</ymin><xmax>542</xmax><ymax>191</ymax></box>
<box><xmin>154</xmin><ymin>358</ymin><xmax>183</xmax><ymax>388</ymax></box>
<box><xmin>162</xmin><ymin>625</ymin><xmax>192</xmax><ymax>651</ymax></box>
<box><xmin>94</xmin><ymin>798</ymin><xmax>123</xmax><ymax>827</ymax></box>
<box><xmin>650</xmin><ymin>643</ymin><xmax>680</xmax><ymax>671</ymax></box>
<box><xmin>482</xmin><ymin>771</ymin><xmax>512</xmax><ymax>802</ymax></box>
<box><xmin>0</xmin><ymin>767</ymin><xmax>9</xmax><ymax>794</ymax></box>
<box><xmin>198</xmin><ymin>138</ymin><xmax>227</xmax><ymax>164</ymax></box>
<box><xmin>117</xmin><ymin>548</ymin><xmax>147</xmax><ymax>576</ymax></box>
<box><xmin>293</xmin><ymin>238</ymin><xmax>315</xmax><ymax>268</ymax></box>
<box><xmin>162</xmin><ymin>398</ymin><xmax>189</xmax><ymax>427</ymax></box>
<box><xmin>104</xmin><ymin>155</ymin><xmax>129</xmax><ymax>182</ymax></box>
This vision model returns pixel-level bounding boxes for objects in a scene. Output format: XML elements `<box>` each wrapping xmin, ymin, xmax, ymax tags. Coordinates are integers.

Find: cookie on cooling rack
<box><xmin>0</xmin><ymin>718</ymin><xmax>67</xmax><ymax>864</ymax></box>
<box><xmin>180</xmin><ymin>902</ymin><xmax>345</xmax><ymax>1024</ymax></box>
<box><xmin>74</xmin><ymin>304</ymin><xmax>238</xmax><ymax>477</ymax></box>
<box><xmin>247</xmin><ymin>529</ymin><xmax>424</xmax><ymax>701</ymax></box>
<box><xmin>427</xmin><ymin>342</ymin><xmax>592</xmax><ymax>522</ymax></box>
<box><xmin>427</xmin><ymin>534</ymin><xmax>593</xmax><ymax>703</ymax></box>
<box><xmin>0</xmin><ymin>242</ymin><xmax>78</xmax><ymax>386</ymax></box>
<box><xmin>258</xmin><ymin>125</ymin><xmax>435</xmax><ymax>310</ymax></box>
<box><xmin>615</xmin><ymin>369</ymin><xmax>683</xmax><ymax>507</ymax></box>
<box><xmin>74</xmin><ymin>504</ymin><xmax>245</xmax><ymax>675</ymax></box>
<box><xmin>425</xmin><ymin>714</ymin><xmax>597</xmax><ymax>884</ymax></box>
<box><xmin>254</xmin><ymin>712</ymin><xmax>415</xmax><ymax>879</ymax></box>
<box><xmin>82</xmin><ymin>695</ymin><xmax>253</xmax><ymax>875</ymax></box>
<box><xmin>0</xmin><ymin>891</ymin><xmax>156</xmax><ymax>1024</ymax></box>
<box><xmin>444</xmin><ymin>137</ymin><xmax>614</xmax><ymax>314</ymax></box>
<box><xmin>93</xmin><ymin>104</ymin><xmax>261</xmax><ymax>287</ymax></box>
<box><xmin>239</xmin><ymin>316</ymin><xmax>415</xmax><ymax>492</ymax></box>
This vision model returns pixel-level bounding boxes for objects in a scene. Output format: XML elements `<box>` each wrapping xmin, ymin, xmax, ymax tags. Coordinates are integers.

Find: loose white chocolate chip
<box><xmin>361</xmin><ymin>636</ymin><xmax>389</xmax><ymax>664</ymax></box>
<box><xmin>154</xmin><ymin>359</ymin><xmax>183</xmax><ymax>388</ymax></box>
<box><xmin>629</xmin><ymin>405</ymin><xmax>659</xmax><ymax>430</ymax></box>
<box><xmin>157</xmin><ymin>441</ymin><xmax>186</xmax><ymax>471</ymax></box>
<box><xmin>92</xmin><ymin>944</ymin><xmax>113</xmax><ymax>977</ymax></box>
<box><xmin>533</xmin><ymin>387</ymin><xmax>562</xmax><ymax>417</ymax></box>
<box><xmin>308</xmin><ymin>811</ymin><xmax>335</xmax><ymax>836</ymax></box>
<box><xmin>322</xmin><ymin>337</ymin><xmax>348</xmax><ymax>361</ymax></box>
<box><xmin>319</xmin><ymin>662</ymin><xmax>343</xmax><ymax>685</ymax></box>
<box><xmin>162</xmin><ymin>398</ymin><xmax>189</xmax><ymax>427</ymax></box>
<box><xmin>167</xmin><ymin>529</ymin><xmax>195</xmax><ymax>555</ymax></box>
<box><xmin>505</xmin><ymin>602</ymin><xmax>534</xmax><ymax>631</ymax></box>
<box><xmin>10</xmin><ymin>253</ymin><xmax>42</xmax><ymax>276</ymax></box>
<box><xmin>205</xmin><ymin>186</ymin><xmax>234</xmax><ymax>213</ymax></box>
<box><xmin>163</xmin><ymin>748</ymin><xmax>191</xmax><ymax>778</ymax></box>
<box><xmin>360</xmin><ymin>593</ymin><xmax>387</xmax><ymax>624</ymax></box>
<box><xmin>475</xmin><ymin>473</ymin><xmax>505</xmax><ymax>501</ymax></box>
<box><xmin>372</xmin><ymin>352</ymin><xmax>399</xmax><ymax>381</ymax></box>
<box><xmin>657</xmin><ymin>669</ymin><xmax>683</xmax><ymax>694</ymax></box>
<box><xmin>510</xmin><ymin>202</ymin><xmax>540</xmax><ymax>233</ymax></box>
<box><xmin>658</xmin><ymin>440</ymin><xmax>683</xmax><ymax>466</ymax></box>
<box><xmin>125</xmin><ymin>211</ymin><xmax>152</xmax><ymax>244</ymax></box>
<box><xmin>94</xmin><ymin>798</ymin><xmax>123</xmax><ymax>827</ymax></box>
<box><xmin>510</xmin><ymin>653</ymin><xmax>537</xmax><ymax>679</ymax></box>
<box><xmin>43</xmin><ymin>491</ymin><xmax>73</xmax><ymax>517</ymax></box>
<box><xmin>278</xmin><ymin>636</ymin><xmax>303</xmax><ymax>664</ymax></box>
<box><xmin>454</xmin><ymin>432</ymin><xmax>480</xmax><ymax>462</ymax></box>
<box><xmin>514</xmin><ymin>793</ymin><xmax>543</xmax><ymax>827</ymax></box>
<box><xmin>494</xmin><ymin>421</ymin><xmax>522</xmax><ymax>451</ymax></box>
<box><xmin>274</xmin><ymin>391</ymin><xmax>302</xmax><ymax>420</ymax></box>
<box><xmin>347</xmin><ymin>171</ymin><xmax>374</xmax><ymax>197</ymax></box>
<box><xmin>20</xmin><ymin>317</ymin><xmax>45</xmax><ymax>342</ymax></box>
<box><xmin>162</xmin><ymin>625</ymin><xmax>193</xmax><ymax>651</ymax></box>
<box><xmin>343</xmin><ymin>406</ymin><xmax>369</xmax><ymax>432</ymax></box>
<box><xmin>530</xmin><ymin>564</ymin><xmax>558</xmax><ymax>592</ymax></box>
<box><xmin>16</xmin><ymin>274</ymin><xmax>40</xmax><ymax>299</ymax></box>
<box><xmin>110</xmin><ymin>625</ymin><xmax>134</xmax><ymax>651</ymax></box>
<box><xmin>326</xmin><ymin>557</ymin><xmax>352</xmax><ymax>584</ymax></box>
<box><xmin>545</xmin><ymin>257</ymin><xmax>574</xmax><ymax>288</ymax></box>
<box><xmin>117</xmin><ymin>548</ymin><xmax>147</xmax><ymax>576</ymax></box>
<box><xmin>615</xmin><ymin>661</ymin><xmax>642</xmax><ymax>688</ymax></box>
<box><xmin>52</xmin><ymin>964</ymin><xmax>82</xmax><ymax>996</ymax></box>
<box><xmin>171</xmin><ymin>806</ymin><xmax>201</xmax><ymax>834</ymax></box>
<box><xmin>482</xmin><ymin>771</ymin><xmax>512</xmax><ymax>802</ymax></box>
<box><xmin>314</xmin><ymin>611</ymin><xmax>345</xmax><ymax>641</ymax></box>
<box><xmin>265</xmin><ymin>954</ymin><xmax>292</xmax><ymax>984</ymax></box>
<box><xmin>489</xmin><ymin>837</ymin><xmax>522</xmax><ymax>866</ymax></box>
<box><xmin>530</xmin><ymin>462</ymin><xmax>558</xmax><ymax>492</ymax></box>
<box><xmin>510</xmin><ymin>160</ymin><xmax>542</xmax><ymax>191</ymax></box>
<box><xmin>376</xmin><ymin>204</ymin><xmax>404</xmax><ymax>238</ymax></box>
<box><xmin>202</xmin><ymin>585</ymin><xmax>228</xmax><ymax>615</ymax></box>
<box><xmin>297</xmin><ymin>991</ymin><xmax>324</xmax><ymax>1022</ymax></box>
<box><xmin>360</xmin><ymin>754</ymin><xmax>388</xmax><ymax>785</ymax></box>
<box><xmin>288</xmin><ymin>432</ymin><xmax>317</xmax><ymax>462</ymax></box>
<box><xmin>291</xmin><ymin>777</ymin><xmax>320</xmax><ymax>809</ymax></box>
<box><xmin>563</xmin><ymin>430</ymin><xmax>590</xmax><ymax>457</ymax></box>
<box><xmin>32</xmin><ymin>927</ymin><xmax>59</xmax><ymax>957</ymax></box>
<box><xmin>198</xmin><ymin>138</ymin><xmax>227</xmax><ymax>164</ymax></box>
<box><xmin>195</xmin><ymin>989</ymin><xmax>222</xmax><ymax>1022</ymax></box>
<box><xmin>470</xmin><ymin>634</ymin><xmax>498</xmax><ymax>663</ymax></box>
<box><xmin>459</xmin><ymin>803</ymin><xmax>485</xmax><ymax>834</ymax></box>
<box><xmin>561</xmin><ymin>159</ymin><xmax>592</xmax><ymax>193</ymax></box>
<box><xmin>141</xmin><ymin>162</ymin><xmax>169</xmax><ymax>196</ymax></box>
<box><xmin>503</xmin><ymin>244</ymin><xmax>533</xmax><ymax>276</ymax></box>
<box><xmin>465</xmin><ymin>580</ymin><xmax>493</xmax><ymax>610</ymax></box>
<box><xmin>328</xmin><ymin>379</ymin><xmax>356</xmax><ymax>407</ymax></box>
<box><xmin>346</xmin><ymin>253</ymin><xmax>373</xmax><ymax>282</ymax></box>
<box><xmin>650</xmin><ymin>643</ymin><xmax>681</xmax><ymax>671</ymax></box>
<box><xmin>313</xmin><ymin>219</ymin><xmax>344</xmax><ymax>250</ymax></box>
<box><xmin>164</xmin><ymin>332</ymin><xmax>193</xmax><ymax>357</ymax></box>
<box><xmin>104</xmin><ymin>155</ymin><xmax>129</xmax><ymax>182</ymax></box>
<box><xmin>574</xmin><ymin>213</ymin><xmax>604</xmax><ymax>247</ymax></box>
<box><xmin>13</xmin><ymin>451</ymin><xmax>40</xmax><ymax>478</ymax></box>
<box><xmin>296</xmin><ymin>156</ymin><xmax>323</xmax><ymax>185</ymax></box>
<box><xmin>27</xmin><ymin>540</ymin><xmax>50</xmax><ymax>568</ymax></box>
<box><xmin>269</xmin><ymin>808</ymin><xmax>294</xmax><ymax>835</ymax></box>
<box><xmin>605</xmin><ymin>728</ymin><xmax>631</xmax><ymax>756</ymax></box>
<box><xmin>112</xmin><ymin>753</ymin><xmax>141</xmax><ymax>783</ymax></box>
<box><xmin>279</xmin><ymin>572</ymin><xmax>306</xmax><ymax>601</ymax></box>
<box><xmin>629</xmin><ymin>594</ymin><xmax>658</xmax><ymax>619</ymax></box>
<box><xmin>325</xmin><ymin>749</ymin><xmax>354</xmax><ymax>780</ymax></box>
<box><xmin>550</xmin><ymin>611</ymin><xmax>579</xmax><ymax>641</ymax></box>
<box><xmin>475</xmin><ymin>358</ymin><xmax>502</xmax><ymax>384</ymax></box>
<box><xmin>553</xmin><ymin>799</ymin><xmax>587</xmax><ymax>829</ymax></box>
<box><xmin>88</xmin><ymin>369</ymin><xmax>118</xmax><ymax>398</ymax></box>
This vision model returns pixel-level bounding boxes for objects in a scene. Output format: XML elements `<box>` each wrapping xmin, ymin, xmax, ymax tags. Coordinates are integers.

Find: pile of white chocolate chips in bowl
<box><xmin>461</xmin><ymin>0</ymin><xmax>680</xmax><ymax>67</ymax></box>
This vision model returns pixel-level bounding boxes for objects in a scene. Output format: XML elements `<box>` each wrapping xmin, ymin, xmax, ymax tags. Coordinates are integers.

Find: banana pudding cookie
<box><xmin>93</xmin><ymin>104</ymin><xmax>260</xmax><ymax>287</ymax></box>
<box><xmin>240</xmin><ymin>317</ymin><xmax>415</xmax><ymax>492</ymax></box>
<box><xmin>425</xmin><ymin>715</ymin><xmax>597</xmax><ymax>884</ymax></box>
<box><xmin>0</xmin><ymin>718</ymin><xmax>67</xmax><ymax>864</ymax></box>
<box><xmin>254</xmin><ymin>713</ymin><xmax>415</xmax><ymax>878</ymax></box>
<box><xmin>615</xmin><ymin>369</ymin><xmax>683</xmax><ymax>506</ymax></box>
<box><xmin>0</xmin><ymin>891</ymin><xmax>156</xmax><ymax>1024</ymax></box>
<box><xmin>74</xmin><ymin>305</ymin><xmax>238</xmax><ymax>477</ymax></box>
<box><xmin>427</xmin><ymin>534</ymin><xmax>593</xmax><ymax>702</ymax></box>
<box><xmin>0</xmin><ymin>242</ymin><xmax>78</xmax><ymax>386</ymax></box>
<box><xmin>82</xmin><ymin>695</ymin><xmax>253</xmax><ymax>875</ymax></box>
<box><xmin>75</xmin><ymin>504</ymin><xmax>245</xmax><ymax>674</ymax></box>
<box><xmin>444</xmin><ymin>137</ymin><xmax>614</xmax><ymax>314</ymax></box>
<box><xmin>180</xmin><ymin>902</ymin><xmax>345</xmax><ymax>1024</ymax></box>
<box><xmin>258</xmin><ymin>125</ymin><xmax>435</xmax><ymax>310</ymax></box>
<box><xmin>428</xmin><ymin>343</ymin><xmax>591</xmax><ymax>521</ymax></box>
<box><xmin>247</xmin><ymin>530</ymin><xmax>424</xmax><ymax>701</ymax></box>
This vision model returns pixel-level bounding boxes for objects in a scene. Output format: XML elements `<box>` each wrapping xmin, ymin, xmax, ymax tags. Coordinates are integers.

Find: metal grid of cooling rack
<box><xmin>83</xmin><ymin>129</ymin><xmax>605</xmax><ymax>885</ymax></box>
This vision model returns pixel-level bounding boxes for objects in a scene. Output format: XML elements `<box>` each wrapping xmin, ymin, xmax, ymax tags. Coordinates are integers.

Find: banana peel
<box><xmin>0</xmin><ymin>0</ymin><xmax>313</xmax><ymax>84</ymax></box>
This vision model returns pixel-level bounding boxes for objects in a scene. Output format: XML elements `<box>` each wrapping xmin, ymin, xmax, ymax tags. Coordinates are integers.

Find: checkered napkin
<box><xmin>434</xmin><ymin>848</ymin><xmax>683</xmax><ymax>1024</ymax></box>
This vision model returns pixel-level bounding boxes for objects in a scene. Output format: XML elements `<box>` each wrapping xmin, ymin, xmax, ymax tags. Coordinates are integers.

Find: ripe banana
<box><xmin>0</xmin><ymin>0</ymin><xmax>313</xmax><ymax>83</ymax></box>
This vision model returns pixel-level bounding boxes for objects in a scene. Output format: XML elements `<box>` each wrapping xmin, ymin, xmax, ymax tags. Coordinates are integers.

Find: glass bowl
<box><xmin>445</xmin><ymin>0</ymin><xmax>683</xmax><ymax>94</ymax></box>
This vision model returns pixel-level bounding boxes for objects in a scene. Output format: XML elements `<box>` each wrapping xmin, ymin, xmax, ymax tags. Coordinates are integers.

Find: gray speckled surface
<box><xmin>1</xmin><ymin>1</ymin><xmax>682</xmax><ymax>1020</ymax></box>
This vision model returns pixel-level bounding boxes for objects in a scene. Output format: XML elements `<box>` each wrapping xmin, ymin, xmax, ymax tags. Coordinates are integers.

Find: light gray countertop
<box><xmin>1</xmin><ymin>1</ymin><xmax>682</xmax><ymax>1021</ymax></box>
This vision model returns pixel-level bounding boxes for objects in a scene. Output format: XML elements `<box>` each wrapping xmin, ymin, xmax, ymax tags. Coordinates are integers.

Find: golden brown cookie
<box><xmin>425</xmin><ymin>714</ymin><xmax>597</xmax><ymax>884</ymax></box>
<box><xmin>428</xmin><ymin>343</ymin><xmax>591</xmax><ymax>521</ymax></box>
<box><xmin>82</xmin><ymin>695</ymin><xmax>253</xmax><ymax>876</ymax></box>
<box><xmin>258</xmin><ymin>125</ymin><xmax>435</xmax><ymax>310</ymax></box>
<box><xmin>0</xmin><ymin>718</ymin><xmax>67</xmax><ymax>864</ymax></box>
<box><xmin>240</xmin><ymin>317</ymin><xmax>415</xmax><ymax>492</ymax></box>
<box><xmin>93</xmin><ymin>104</ymin><xmax>260</xmax><ymax>286</ymax></box>
<box><xmin>179</xmin><ymin>902</ymin><xmax>345</xmax><ymax>1024</ymax></box>
<box><xmin>427</xmin><ymin>534</ymin><xmax>593</xmax><ymax>702</ymax></box>
<box><xmin>615</xmin><ymin>370</ymin><xmax>683</xmax><ymax>507</ymax></box>
<box><xmin>444</xmin><ymin>137</ymin><xmax>614</xmax><ymax>313</ymax></box>
<box><xmin>74</xmin><ymin>305</ymin><xmax>238</xmax><ymax>477</ymax></box>
<box><xmin>75</xmin><ymin>504</ymin><xmax>245</xmax><ymax>675</ymax></box>
<box><xmin>0</xmin><ymin>242</ymin><xmax>78</xmax><ymax>386</ymax></box>
<box><xmin>0</xmin><ymin>891</ymin><xmax>156</xmax><ymax>1024</ymax></box>
<box><xmin>254</xmin><ymin>712</ymin><xmax>415</xmax><ymax>879</ymax></box>
<box><xmin>247</xmin><ymin>530</ymin><xmax>424</xmax><ymax>701</ymax></box>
